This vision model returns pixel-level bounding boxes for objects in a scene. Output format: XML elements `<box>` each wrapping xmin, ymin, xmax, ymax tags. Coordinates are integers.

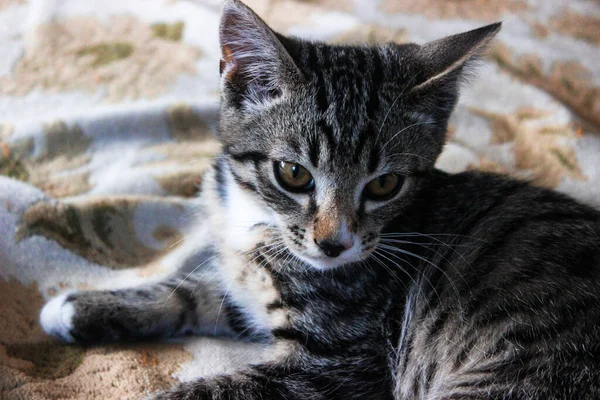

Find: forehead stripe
<box><xmin>226</xmin><ymin>149</ymin><xmax>268</xmax><ymax>164</ymax></box>
<box><xmin>366</xmin><ymin>50</ymin><xmax>384</xmax><ymax>120</ymax></box>
<box><xmin>353</xmin><ymin>122</ymin><xmax>372</xmax><ymax>165</ymax></box>
<box><xmin>308</xmin><ymin>131</ymin><xmax>320</xmax><ymax>168</ymax></box>
<box><xmin>317</xmin><ymin>119</ymin><xmax>337</xmax><ymax>163</ymax></box>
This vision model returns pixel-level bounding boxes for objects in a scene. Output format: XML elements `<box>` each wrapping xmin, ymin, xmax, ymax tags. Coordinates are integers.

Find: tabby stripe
<box><xmin>317</xmin><ymin>119</ymin><xmax>337</xmax><ymax>161</ymax></box>
<box><xmin>223</xmin><ymin>299</ymin><xmax>256</xmax><ymax>338</ymax></box>
<box><xmin>308</xmin><ymin>131</ymin><xmax>320</xmax><ymax>167</ymax></box>
<box><xmin>424</xmin><ymin>360</ymin><xmax>438</xmax><ymax>392</ymax></box>
<box><xmin>503</xmin><ymin>299</ymin><xmax>599</xmax><ymax>348</ymax></box>
<box><xmin>214</xmin><ymin>156</ymin><xmax>228</xmax><ymax>200</ymax></box>
<box><xmin>306</xmin><ymin>45</ymin><xmax>320</xmax><ymax>82</ymax></box>
<box><xmin>426</xmin><ymin>308</ymin><xmax>450</xmax><ymax>343</ymax></box>
<box><xmin>226</xmin><ymin>149</ymin><xmax>269</xmax><ymax>164</ymax></box>
<box><xmin>266</xmin><ymin>300</ymin><xmax>285</xmax><ymax>311</ymax></box>
<box><xmin>313</xmin><ymin>50</ymin><xmax>329</xmax><ymax>114</ymax></box>
<box><xmin>353</xmin><ymin>122</ymin><xmax>372</xmax><ymax>164</ymax></box>
<box><xmin>230</xmin><ymin>170</ymin><xmax>258</xmax><ymax>193</ymax></box>
<box><xmin>452</xmin><ymin>334</ymin><xmax>480</xmax><ymax>371</ymax></box>
<box><xmin>272</xmin><ymin>327</ymin><xmax>307</xmax><ymax>343</ymax></box>
<box><xmin>366</xmin><ymin>50</ymin><xmax>383</xmax><ymax>120</ymax></box>
<box><xmin>459</xmin><ymin>183</ymin><xmax>524</xmax><ymax>236</ymax></box>
<box><xmin>367</xmin><ymin>144</ymin><xmax>380</xmax><ymax>173</ymax></box>
<box><xmin>355</xmin><ymin>48</ymin><xmax>366</xmax><ymax>75</ymax></box>
<box><xmin>161</xmin><ymin>284</ymin><xmax>199</xmax><ymax>334</ymax></box>
<box><xmin>307</xmin><ymin>195</ymin><xmax>318</xmax><ymax>217</ymax></box>
<box><xmin>465</xmin><ymin>212</ymin><xmax>595</xmax><ymax>316</ymax></box>
<box><xmin>273</xmin><ymin>327</ymin><xmax>378</xmax><ymax>358</ymax></box>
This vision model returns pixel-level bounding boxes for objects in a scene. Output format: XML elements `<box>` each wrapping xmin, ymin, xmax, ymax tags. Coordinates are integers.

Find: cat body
<box><xmin>40</xmin><ymin>1</ymin><xmax>600</xmax><ymax>398</ymax></box>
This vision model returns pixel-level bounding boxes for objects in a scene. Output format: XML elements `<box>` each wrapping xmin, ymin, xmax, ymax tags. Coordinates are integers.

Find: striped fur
<box><xmin>40</xmin><ymin>1</ymin><xmax>600</xmax><ymax>399</ymax></box>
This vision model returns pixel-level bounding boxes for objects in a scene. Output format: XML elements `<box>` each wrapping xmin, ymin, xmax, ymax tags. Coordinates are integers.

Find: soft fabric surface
<box><xmin>1</xmin><ymin>0</ymin><xmax>599</xmax><ymax>399</ymax></box>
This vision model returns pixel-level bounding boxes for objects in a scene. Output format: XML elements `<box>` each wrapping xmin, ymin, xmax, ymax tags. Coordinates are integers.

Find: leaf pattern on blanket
<box><xmin>471</xmin><ymin>108</ymin><xmax>586</xmax><ymax>188</ymax></box>
<box><xmin>0</xmin><ymin>16</ymin><xmax>201</xmax><ymax>101</ymax></box>
<box><xmin>16</xmin><ymin>197</ymin><xmax>187</xmax><ymax>269</ymax></box>
<box><xmin>550</xmin><ymin>11</ymin><xmax>600</xmax><ymax>45</ymax></box>
<box><xmin>381</xmin><ymin>0</ymin><xmax>528</xmax><ymax>21</ymax></box>
<box><xmin>491</xmin><ymin>44</ymin><xmax>600</xmax><ymax>133</ymax></box>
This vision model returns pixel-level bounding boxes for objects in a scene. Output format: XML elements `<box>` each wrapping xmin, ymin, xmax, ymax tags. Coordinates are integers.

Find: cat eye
<box><xmin>274</xmin><ymin>161</ymin><xmax>315</xmax><ymax>192</ymax></box>
<box><xmin>364</xmin><ymin>174</ymin><xmax>403</xmax><ymax>201</ymax></box>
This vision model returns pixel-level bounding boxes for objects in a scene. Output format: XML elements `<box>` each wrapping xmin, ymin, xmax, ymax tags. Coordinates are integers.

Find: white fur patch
<box><xmin>40</xmin><ymin>292</ymin><xmax>76</xmax><ymax>343</ymax></box>
<box><xmin>225</xmin><ymin>178</ymin><xmax>275</xmax><ymax>252</ymax></box>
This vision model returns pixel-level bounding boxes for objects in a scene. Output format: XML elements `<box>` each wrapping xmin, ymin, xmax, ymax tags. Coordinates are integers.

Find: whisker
<box><xmin>379</xmin><ymin>121</ymin><xmax>436</xmax><ymax>153</ymax></box>
<box><xmin>380</xmin><ymin>232</ymin><xmax>489</xmax><ymax>243</ymax></box>
<box><xmin>376</xmin><ymin>71</ymin><xmax>422</xmax><ymax>138</ymax></box>
<box><xmin>378</xmin><ymin>239</ymin><xmax>469</xmax><ymax>287</ymax></box>
<box><xmin>379</xmin><ymin>238</ymin><xmax>475</xmax><ymax>248</ymax></box>
<box><xmin>378</xmin><ymin>244</ymin><xmax>462</xmax><ymax>302</ymax></box>
<box><xmin>161</xmin><ymin>253</ymin><xmax>220</xmax><ymax>308</ymax></box>
<box><xmin>379</xmin><ymin>151</ymin><xmax>437</xmax><ymax>165</ymax></box>
<box><xmin>374</xmin><ymin>248</ymin><xmax>439</xmax><ymax>303</ymax></box>
<box><xmin>369</xmin><ymin>251</ymin><xmax>411</xmax><ymax>293</ymax></box>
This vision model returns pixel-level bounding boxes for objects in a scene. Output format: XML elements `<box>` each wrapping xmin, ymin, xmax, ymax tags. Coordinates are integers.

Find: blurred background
<box><xmin>0</xmin><ymin>1</ymin><xmax>599</xmax><ymax>399</ymax></box>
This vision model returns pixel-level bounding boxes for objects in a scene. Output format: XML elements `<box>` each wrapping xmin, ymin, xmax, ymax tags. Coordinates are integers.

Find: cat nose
<box><xmin>315</xmin><ymin>239</ymin><xmax>350</xmax><ymax>258</ymax></box>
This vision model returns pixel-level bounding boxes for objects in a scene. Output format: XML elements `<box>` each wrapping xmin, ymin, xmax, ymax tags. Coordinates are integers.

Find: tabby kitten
<box><xmin>40</xmin><ymin>0</ymin><xmax>600</xmax><ymax>399</ymax></box>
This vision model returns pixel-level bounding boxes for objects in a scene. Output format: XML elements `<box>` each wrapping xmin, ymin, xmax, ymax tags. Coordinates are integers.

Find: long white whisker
<box><xmin>376</xmin><ymin>71</ymin><xmax>422</xmax><ymax>138</ymax></box>
<box><xmin>162</xmin><ymin>253</ymin><xmax>220</xmax><ymax>308</ymax></box>
<box><xmin>379</xmin><ymin>151</ymin><xmax>437</xmax><ymax>164</ymax></box>
<box><xmin>380</xmin><ymin>232</ymin><xmax>489</xmax><ymax>243</ymax></box>
<box><xmin>378</xmin><ymin>244</ymin><xmax>462</xmax><ymax>302</ymax></box>
<box><xmin>379</xmin><ymin>239</ymin><xmax>469</xmax><ymax>288</ymax></box>
<box><xmin>380</xmin><ymin>121</ymin><xmax>435</xmax><ymax>153</ymax></box>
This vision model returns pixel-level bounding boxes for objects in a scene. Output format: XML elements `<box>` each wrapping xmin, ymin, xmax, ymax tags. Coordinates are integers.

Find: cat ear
<box><xmin>219</xmin><ymin>0</ymin><xmax>302</xmax><ymax>110</ymax></box>
<box><xmin>412</xmin><ymin>22</ymin><xmax>501</xmax><ymax>91</ymax></box>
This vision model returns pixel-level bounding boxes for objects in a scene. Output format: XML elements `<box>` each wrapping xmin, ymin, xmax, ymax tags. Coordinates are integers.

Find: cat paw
<box><xmin>40</xmin><ymin>292</ymin><xmax>76</xmax><ymax>343</ymax></box>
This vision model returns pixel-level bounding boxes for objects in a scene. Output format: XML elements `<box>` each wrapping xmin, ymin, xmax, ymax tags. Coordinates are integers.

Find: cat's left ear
<box><xmin>219</xmin><ymin>0</ymin><xmax>303</xmax><ymax>111</ymax></box>
<box><xmin>411</xmin><ymin>22</ymin><xmax>501</xmax><ymax>92</ymax></box>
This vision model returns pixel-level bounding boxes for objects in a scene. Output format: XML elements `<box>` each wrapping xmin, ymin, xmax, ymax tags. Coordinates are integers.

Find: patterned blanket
<box><xmin>1</xmin><ymin>0</ymin><xmax>599</xmax><ymax>398</ymax></box>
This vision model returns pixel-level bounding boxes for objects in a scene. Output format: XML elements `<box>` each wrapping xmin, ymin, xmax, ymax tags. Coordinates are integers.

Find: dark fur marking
<box><xmin>226</xmin><ymin>149</ymin><xmax>269</xmax><ymax>164</ymax></box>
<box><xmin>214</xmin><ymin>156</ymin><xmax>228</xmax><ymax>200</ymax></box>
<box><xmin>230</xmin><ymin>169</ymin><xmax>258</xmax><ymax>193</ymax></box>
<box><xmin>366</xmin><ymin>50</ymin><xmax>383</xmax><ymax>120</ymax></box>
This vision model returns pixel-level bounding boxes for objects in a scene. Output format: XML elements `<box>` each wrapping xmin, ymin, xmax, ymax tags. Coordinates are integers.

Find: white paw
<box><xmin>40</xmin><ymin>292</ymin><xmax>76</xmax><ymax>343</ymax></box>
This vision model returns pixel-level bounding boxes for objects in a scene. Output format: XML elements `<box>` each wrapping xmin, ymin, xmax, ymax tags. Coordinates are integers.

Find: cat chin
<box><xmin>295</xmin><ymin>253</ymin><xmax>356</xmax><ymax>271</ymax></box>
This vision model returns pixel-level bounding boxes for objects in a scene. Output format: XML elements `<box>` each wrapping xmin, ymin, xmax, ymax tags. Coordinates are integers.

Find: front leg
<box><xmin>40</xmin><ymin>266</ymin><xmax>231</xmax><ymax>344</ymax></box>
<box><xmin>148</xmin><ymin>351</ymin><xmax>394</xmax><ymax>400</ymax></box>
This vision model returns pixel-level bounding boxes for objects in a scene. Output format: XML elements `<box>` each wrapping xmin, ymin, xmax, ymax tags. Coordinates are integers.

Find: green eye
<box><xmin>274</xmin><ymin>161</ymin><xmax>314</xmax><ymax>192</ymax></box>
<box><xmin>365</xmin><ymin>174</ymin><xmax>403</xmax><ymax>201</ymax></box>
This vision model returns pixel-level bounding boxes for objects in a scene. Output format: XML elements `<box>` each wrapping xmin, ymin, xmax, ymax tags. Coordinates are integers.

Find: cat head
<box><xmin>217</xmin><ymin>0</ymin><xmax>500</xmax><ymax>270</ymax></box>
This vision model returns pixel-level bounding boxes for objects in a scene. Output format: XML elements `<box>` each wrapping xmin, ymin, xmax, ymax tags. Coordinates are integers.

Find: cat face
<box><xmin>217</xmin><ymin>0</ymin><xmax>499</xmax><ymax>270</ymax></box>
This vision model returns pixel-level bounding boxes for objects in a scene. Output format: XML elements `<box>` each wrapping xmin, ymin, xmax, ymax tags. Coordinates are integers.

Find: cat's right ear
<box><xmin>219</xmin><ymin>0</ymin><xmax>302</xmax><ymax>111</ymax></box>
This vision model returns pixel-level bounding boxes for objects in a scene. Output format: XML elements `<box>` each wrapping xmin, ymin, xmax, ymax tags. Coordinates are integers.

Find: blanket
<box><xmin>1</xmin><ymin>0</ymin><xmax>599</xmax><ymax>399</ymax></box>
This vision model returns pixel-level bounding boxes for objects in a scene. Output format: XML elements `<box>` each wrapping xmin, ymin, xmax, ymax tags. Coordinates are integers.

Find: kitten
<box><xmin>40</xmin><ymin>0</ymin><xmax>600</xmax><ymax>398</ymax></box>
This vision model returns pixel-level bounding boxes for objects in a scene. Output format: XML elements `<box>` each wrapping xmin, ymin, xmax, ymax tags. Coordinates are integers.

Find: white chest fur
<box><xmin>201</xmin><ymin>163</ymin><xmax>290</xmax><ymax>334</ymax></box>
